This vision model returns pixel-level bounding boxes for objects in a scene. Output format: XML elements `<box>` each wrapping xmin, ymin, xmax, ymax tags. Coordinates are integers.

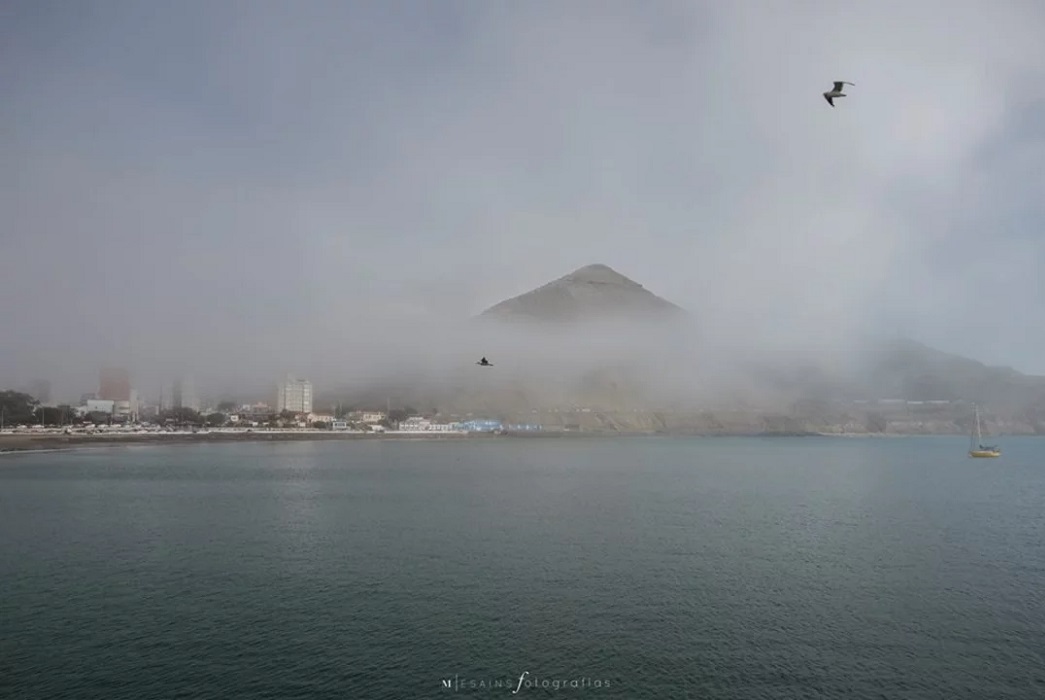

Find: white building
<box><xmin>352</xmin><ymin>411</ymin><xmax>386</xmax><ymax>424</ymax></box>
<box><xmin>426</xmin><ymin>422</ymin><xmax>461</xmax><ymax>432</ymax></box>
<box><xmin>398</xmin><ymin>417</ymin><xmax>461</xmax><ymax>432</ymax></box>
<box><xmin>85</xmin><ymin>399</ymin><xmax>115</xmax><ymax>415</ymax></box>
<box><xmin>276</xmin><ymin>375</ymin><xmax>313</xmax><ymax>414</ymax></box>
<box><xmin>114</xmin><ymin>388</ymin><xmax>140</xmax><ymax>420</ymax></box>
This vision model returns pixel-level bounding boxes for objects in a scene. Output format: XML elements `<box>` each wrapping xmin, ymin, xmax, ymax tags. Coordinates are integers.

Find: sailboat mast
<box><xmin>968</xmin><ymin>404</ymin><xmax>1001</xmax><ymax>458</ymax></box>
<box><xmin>969</xmin><ymin>405</ymin><xmax>980</xmax><ymax>450</ymax></box>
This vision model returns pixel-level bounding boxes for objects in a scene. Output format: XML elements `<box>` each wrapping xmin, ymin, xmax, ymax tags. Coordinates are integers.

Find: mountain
<box><xmin>477</xmin><ymin>263</ymin><xmax>685</xmax><ymax>323</ymax></box>
<box><xmin>860</xmin><ymin>337</ymin><xmax>1045</xmax><ymax>410</ymax></box>
<box><xmin>740</xmin><ymin>336</ymin><xmax>1045</xmax><ymax>431</ymax></box>
<box><xmin>328</xmin><ymin>264</ymin><xmax>1045</xmax><ymax>434</ymax></box>
<box><xmin>744</xmin><ymin>336</ymin><xmax>1043</xmax><ymax>402</ymax></box>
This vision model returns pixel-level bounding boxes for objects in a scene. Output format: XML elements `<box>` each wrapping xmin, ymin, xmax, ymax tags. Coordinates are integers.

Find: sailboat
<box><xmin>968</xmin><ymin>405</ymin><xmax>1001</xmax><ymax>458</ymax></box>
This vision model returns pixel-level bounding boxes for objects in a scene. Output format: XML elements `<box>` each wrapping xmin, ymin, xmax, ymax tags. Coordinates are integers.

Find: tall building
<box><xmin>98</xmin><ymin>368</ymin><xmax>138</xmax><ymax>420</ymax></box>
<box><xmin>111</xmin><ymin>389</ymin><xmax>139</xmax><ymax>422</ymax></box>
<box><xmin>276</xmin><ymin>375</ymin><xmax>313</xmax><ymax>414</ymax></box>
<box><xmin>99</xmin><ymin>368</ymin><xmax>131</xmax><ymax>401</ymax></box>
<box><xmin>173</xmin><ymin>376</ymin><xmax>200</xmax><ymax>412</ymax></box>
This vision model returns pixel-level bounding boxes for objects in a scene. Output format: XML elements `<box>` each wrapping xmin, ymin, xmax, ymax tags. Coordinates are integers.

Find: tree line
<box><xmin>0</xmin><ymin>391</ymin><xmax>78</xmax><ymax>427</ymax></box>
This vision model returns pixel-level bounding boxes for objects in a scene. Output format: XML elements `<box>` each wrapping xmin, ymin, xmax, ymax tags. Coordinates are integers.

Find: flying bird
<box><xmin>823</xmin><ymin>81</ymin><xmax>854</xmax><ymax>107</ymax></box>
<box><xmin>476</xmin><ymin>357</ymin><xmax>493</xmax><ymax>367</ymax></box>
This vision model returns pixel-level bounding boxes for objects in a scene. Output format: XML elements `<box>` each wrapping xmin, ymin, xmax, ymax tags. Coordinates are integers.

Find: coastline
<box><xmin>0</xmin><ymin>430</ymin><xmax>481</xmax><ymax>455</ymax></box>
<box><xmin>0</xmin><ymin>428</ymin><xmax>978</xmax><ymax>456</ymax></box>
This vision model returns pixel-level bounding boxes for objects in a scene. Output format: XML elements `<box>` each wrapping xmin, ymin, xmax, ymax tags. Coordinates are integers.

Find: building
<box><xmin>458</xmin><ymin>419</ymin><xmax>503</xmax><ymax>433</ymax></box>
<box><xmin>349</xmin><ymin>411</ymin><xmax>386</xmax><ymax>424</ymax></box>
<box><xmin>97</xmin><ymin>368</ymin><xmax>139</xmax><ymax>420</ymax></box>
<box><xmin>173</xmin><ymin>376</ymin><xmax>200</xmax><ymax>412</ymax></box>
<box><xmin>276</xmin><ymin>375</ymin><xmax>313</xmax><ymax>414</ymax></box>
<box><xmin>99</xmin><ymin>368</ymin><xmax>131</xmax><ymax>401</ymax></box>
<box><xmin>84</xmin><ymin>399</ymin><xmax>115</xmax><ymax>416</ymax></box>
<box><xmin>427</xmin><ymin>422</ymin><xmax>462</xmax><ymax>432</ymax></box>
<box><xmin>159</xmin><ymin>383</ymin><xmax>172</xmax><ymax>411</ymax></box>
<box><xmin>398</xmin><ymin>417</ymin><xmax>463</xmax><ymax>432</ymax></box>
<box><xmin>116</xmin><ymin>389</ymin><xmax>140</xmax><ymax>421</ymax></box>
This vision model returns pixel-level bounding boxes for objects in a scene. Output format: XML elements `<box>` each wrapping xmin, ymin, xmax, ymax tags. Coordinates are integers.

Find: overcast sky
<box><xmin>3</xmin><ymin>0</ymin><xmax>1045</xmax><ymax>399</ymax></box>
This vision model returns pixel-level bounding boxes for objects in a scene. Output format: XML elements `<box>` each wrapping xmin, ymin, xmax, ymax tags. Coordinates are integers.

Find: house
<box><xmin>350</xmin><ymin>411</ymin><xmax>386</xmax><ymax>424</ymax></box>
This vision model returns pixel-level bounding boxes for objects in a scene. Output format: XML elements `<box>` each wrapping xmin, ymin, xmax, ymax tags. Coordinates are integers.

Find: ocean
<box><xmin>2</xmin><ymin>436</ymin><xmax>1044</xmax><ymax>699</ymax></box>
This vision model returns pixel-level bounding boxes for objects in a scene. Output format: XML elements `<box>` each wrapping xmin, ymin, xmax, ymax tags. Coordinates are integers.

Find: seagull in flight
<box><xmin>476</xmin><ymin>356</ymin><xmax>493</xmax><ymax>367</ymax></box>
<box><xmin>823</xmin><ymin>81</ymin><xmax>854</xmax><ymax>107</ymax></box>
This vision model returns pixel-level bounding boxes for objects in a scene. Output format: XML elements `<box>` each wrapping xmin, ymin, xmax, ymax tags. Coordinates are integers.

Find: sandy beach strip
<box><xmin>0</xmin><ymin>430</ymin><xmax>485</xmax><ymax>455</ymax></box>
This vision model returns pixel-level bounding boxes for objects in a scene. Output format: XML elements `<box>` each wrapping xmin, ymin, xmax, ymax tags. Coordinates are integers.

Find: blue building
<box><xmin>457</xmin><ymin>419</ymin><xmax>503</xmax><ymax>433</ymax></box>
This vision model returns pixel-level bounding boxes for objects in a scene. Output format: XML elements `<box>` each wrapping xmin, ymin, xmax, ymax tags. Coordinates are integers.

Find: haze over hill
<box><xmin>334</xmin><ymin>263</ymin><xmax>1045</xmax><ymax>434</ymax></box>
<box><xmin>334</xmin><ymin>263</ymin><xmax>700</xmax><ymax>412</ymax></box>
<box><xmin>478</xmin><ymin>264</ymin><xmax>685</xmax><ymax>323</ymax></box>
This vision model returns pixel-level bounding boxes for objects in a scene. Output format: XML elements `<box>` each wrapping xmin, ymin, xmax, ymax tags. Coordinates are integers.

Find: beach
<box><xmin>0</xmin><ymin>429</ymin><xmax>483</xmax><ymax>454</ymax></box>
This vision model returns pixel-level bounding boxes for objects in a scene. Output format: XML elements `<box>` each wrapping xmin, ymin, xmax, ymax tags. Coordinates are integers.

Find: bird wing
<box><xmin>824</xmin><ymin>94</ymin><xmax>834</xmax><ymax>106</ymax></box>
<box><xmin>833</xmin><ymin>81</ymin><xmax>844</xmax><ymax>91</ymax></box>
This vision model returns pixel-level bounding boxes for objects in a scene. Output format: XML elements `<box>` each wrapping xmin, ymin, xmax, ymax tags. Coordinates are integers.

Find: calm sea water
<box><xmin>2</xmin><ymin>436</ymin><xmax>1044</xmax><ymax>699</ymax></box>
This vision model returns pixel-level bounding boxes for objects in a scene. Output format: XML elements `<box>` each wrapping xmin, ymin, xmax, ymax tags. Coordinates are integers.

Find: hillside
<box><xmin>327</xmin><ymin>266</ymin><xmax>1045</xmax><ymax>434</ymax></box>
<box><xmin>478</xmin><ymin>263</ymin><xmax>685</xmax><ymax>323</ymax></box>
<box><xmin>857</xmin><ymin>338</ymin><xmax>1045</xmax><ymax>419</ymax></box>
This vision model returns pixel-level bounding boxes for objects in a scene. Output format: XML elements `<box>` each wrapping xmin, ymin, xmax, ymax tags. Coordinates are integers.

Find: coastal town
<box><xmin>0</xmin><ymin>362</ymin><xmax>1033</xmax><ymax>450</ymax></box>
<box><xmin>6</xmin><ymin>265</ymin><xmax>1045</xmax><ymax>447</ymax></box>
<box><xmin>0</xmin><ymin>369</ymin><xmax>536</xmax><ymax>442</ymax></box>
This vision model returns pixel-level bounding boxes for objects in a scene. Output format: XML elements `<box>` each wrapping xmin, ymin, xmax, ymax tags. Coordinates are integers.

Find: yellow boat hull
<box><xmin>969</xmin><ymin>450</ymin><xmax>1001</xmax><ymax>458</ymax></box>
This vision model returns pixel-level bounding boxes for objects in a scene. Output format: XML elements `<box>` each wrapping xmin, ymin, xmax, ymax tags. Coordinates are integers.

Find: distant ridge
<box><xmin>477</xmin><ymin>264</ymin><xmax>686</xmax><ymax>323</ymax></box>
<box><xmin>327</xmin><ymin>262</ymin><xmax>1045</xmax><ymax>432</ymax></box>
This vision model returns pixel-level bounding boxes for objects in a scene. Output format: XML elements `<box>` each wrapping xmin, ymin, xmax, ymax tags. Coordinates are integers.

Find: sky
<box><xmin>3</xmin><ymin>0</ymin><xmax>1045</xmax><ymax>401</ymax></box>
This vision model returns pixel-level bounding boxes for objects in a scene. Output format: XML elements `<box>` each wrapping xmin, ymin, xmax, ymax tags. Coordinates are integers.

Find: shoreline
<box><xmin>0</xmin><ymin>430</ymin><xmax>485</xmax><ymax>455</ymax></box>
<box><xmin>0</xmin><ymin>429</ymin><xmax>985</xmax><ymax>456</ymax></box>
